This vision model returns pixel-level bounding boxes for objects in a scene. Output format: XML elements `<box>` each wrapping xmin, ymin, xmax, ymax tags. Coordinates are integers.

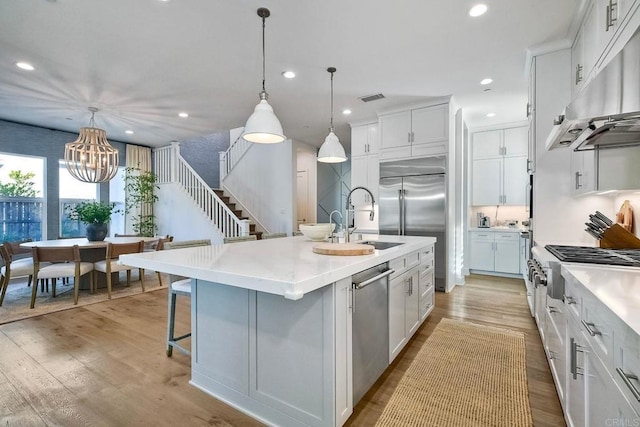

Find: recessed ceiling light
<box><xmin>486</xmin><ymin>112</ymin><xmax>496</xmax><ymax>118</ymax></box>
<box><xmin>178</xmin><ymin>112</ymin><xmax>189</xmax><ymax>118</ymax></box>
<box><xmin>16</xmin><ymin>62</ymin><xmax>35</xmax><ymax>71</ymax></box>
<box><xmin>469</xmin><ymin>4</ymin><xmax>488</xmax><ymax>17</ymax></box>
<box><xmin>342</xmin><ymin>109</ymin><xmax>352</xmax><ymax>115</ymax></box>
<box><xmin>125</xmin><ymin>130</ymin><xmax>134</xmax><ymax>135</ymax></box>
<box><xmin>480</xmin><ymin>78</ymin><xmax>493</xmax><ymax>85</ymax></box>
<box><xmin>282</xmin><ymin>71</ymin><xmax>296</xmax><ymax>79</ymax></box>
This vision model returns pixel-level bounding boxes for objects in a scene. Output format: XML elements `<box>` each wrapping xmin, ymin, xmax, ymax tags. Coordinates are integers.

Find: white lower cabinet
<box><xmin>388</xmin><ymin>246</ymin><xmax>434</xmax><ymax>363</ymax></box>
<box><xmin>558</xmin><ymin>268</ymin><xmax>640</xmax><ymax>427</ymax></box>
<box><xmin>389</xmin><ymin>266</ymin><xmax>420</xmax><ymax>362</ymax></box>
<box><xmin>468</xmin><ymin>230</ymin><xmax>520</xmax><ymax>274</ymax></box>
<box><xmin>544</xmin><ymin>296</ymin><xmax>566</xmax><ymax>406</ymax></box>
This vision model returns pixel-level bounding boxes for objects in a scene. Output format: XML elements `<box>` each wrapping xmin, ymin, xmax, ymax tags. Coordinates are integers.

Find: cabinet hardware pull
<box><xmin>581</xmin><ymin>320</ymin><xmax>602</xmax><ymax>336</ymax></box>
<box><xmin>565</xmin><ymin>295</ymin><xmax>577</xmax><ymax>304</ymax></box>
<box><xmin>408</xmin><ymin>132</ymin><xmax>411</xmax><ymax>143</ymax></box>
<box><xmin>548</xmin><ymin>306</ymin><xmax>558</xmax><ymax>314</ymax></box>
<box><xmin>570</xmin><ymin>338</ymin><xmax>584</xmax><ymax>379</ymax></box>
<box><xmin>617</xmin><ymin>368</ymin><xmax>640</xmax><ymax>402</ymax></box>
<box><xmin>606</xmin><ymin>0</ymin><xmax>617</xmax><ymax>31</ymax></box>
<box><xmin>411</xmin><ymin>131</ymin><xmax>415</xmax><ymax>143</ymax></box>
<box><xmin>575</xmin><ymin>64</ymin><xmax>583</xmax><ymax>85</ymax></box>
<box><xmin>350</xmin><ymin>288</ymin><xmax>355</xmax><ymax>314</ymax></box>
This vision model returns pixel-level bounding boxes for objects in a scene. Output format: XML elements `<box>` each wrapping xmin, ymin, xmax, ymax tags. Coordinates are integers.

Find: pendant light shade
<box><xmin>318</xmin><ymin>67</ymin><xmax>347</xmax><ymax>163</ymax></box>
<box><xmin>242</xmin><ymin>8</ymin><xmax>285</xmax><ymax>144</ymax></box>
<box><xmin>64</xmin><ymin>107</ymin><xmax>119</xmax><ymax>183</ymax></box>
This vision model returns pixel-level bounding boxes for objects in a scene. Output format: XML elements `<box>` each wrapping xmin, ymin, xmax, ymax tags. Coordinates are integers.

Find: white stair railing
<box><xmin>154</xmin><ymin>142</ymin><xmax>250</xmax><ymax>238</ymax></box>
<box><xmin>219</xmin><ymin>132</ymin><xmax>251</xmax><ymax>182</ymax></box>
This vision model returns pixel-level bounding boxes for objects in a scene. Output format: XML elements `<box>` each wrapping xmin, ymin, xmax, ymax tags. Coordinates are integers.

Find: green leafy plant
<box><xmin>0</xmin><ymin>170</ymin><xmax>38</xmax><ymax>197</ymax></box>
<box><xmin>124</xmin><ymin>166</ymin><xmax>159</xmax><ymax>237</ymax></box>
<box><xmin>67</xmin><ymin>201</ymin><xmax>120</xmax><ymax>224</ymax></box>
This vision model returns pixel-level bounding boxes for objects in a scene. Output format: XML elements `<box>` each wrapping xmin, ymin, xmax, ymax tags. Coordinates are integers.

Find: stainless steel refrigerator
<box><xmin>379</xmin><ymin>156</ymin><xmax>446</xmax><ymax>290</ymax></box>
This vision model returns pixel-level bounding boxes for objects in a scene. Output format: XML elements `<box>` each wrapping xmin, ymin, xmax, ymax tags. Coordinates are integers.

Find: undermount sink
<box><xmin>357</xmin><ymin>241</ymin><xmax>405</xmax><ymax>250</ymax></box>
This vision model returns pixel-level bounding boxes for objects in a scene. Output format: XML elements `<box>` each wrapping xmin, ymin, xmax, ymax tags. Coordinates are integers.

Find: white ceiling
<box><xmin>0</xmin><ymin>0</ymin><xmax>581</xmax><ymax>151</ymax></box>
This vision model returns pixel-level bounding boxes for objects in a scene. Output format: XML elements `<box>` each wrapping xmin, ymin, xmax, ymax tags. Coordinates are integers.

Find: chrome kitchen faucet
<box><xmin>345</xmin><ymin>186</ymin><xmax>375</xmax><ymax>243</ymax></box>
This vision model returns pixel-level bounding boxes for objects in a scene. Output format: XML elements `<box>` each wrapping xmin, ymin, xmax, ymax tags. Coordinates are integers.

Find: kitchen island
<box><xmin>120</xmin><ymin>234</ymin><xmax>436</xmax><ymax>427</ymax></box>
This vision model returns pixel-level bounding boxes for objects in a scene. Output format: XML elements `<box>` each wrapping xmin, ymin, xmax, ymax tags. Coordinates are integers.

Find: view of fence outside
<box><xmin>0</xmin><ymin>197</ymin><xmax>43</xmax><ymax>241</ymax></box>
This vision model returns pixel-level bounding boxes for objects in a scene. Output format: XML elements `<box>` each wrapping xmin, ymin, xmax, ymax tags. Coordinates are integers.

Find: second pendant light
<box><xmin>317</xmin><ymin>67</ymin><xmax>347</xmax><ymax>163</ymax></box>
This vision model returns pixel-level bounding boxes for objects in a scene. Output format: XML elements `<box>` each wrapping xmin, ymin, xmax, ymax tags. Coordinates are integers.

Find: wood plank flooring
<box><xmin>0</xmin><ymin>274</ymin><xmax>564</xmax><ymax>426</ymax></box>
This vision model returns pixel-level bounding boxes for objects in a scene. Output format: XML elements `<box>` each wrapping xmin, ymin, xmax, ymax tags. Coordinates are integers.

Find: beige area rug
<box><xmin>0</xmin><ymin>272</ymin><xmax>168</xmax><ymax>325</ymax></box>
<box><xmin>375</xmin><ymin>318</ymin><xmax>533</xmax><ymax>427</ymax></box>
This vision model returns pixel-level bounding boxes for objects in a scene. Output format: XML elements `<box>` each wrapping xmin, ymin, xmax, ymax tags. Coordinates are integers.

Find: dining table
<box><xmin>20</xmin><ymin>236</ymin><xmax>159</xmax><ymax>290</ymax></box>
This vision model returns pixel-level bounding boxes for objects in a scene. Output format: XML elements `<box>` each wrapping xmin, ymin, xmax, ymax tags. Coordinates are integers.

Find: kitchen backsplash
<box><xmin>470</xmin><ymin>205</ymin><xmax>529</xmax><ymax>228</ymax></box>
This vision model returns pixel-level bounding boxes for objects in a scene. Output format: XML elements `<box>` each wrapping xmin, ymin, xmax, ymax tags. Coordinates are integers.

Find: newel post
<box><xmin>170</xmin><ymin>141</ymin><xmax>180</xmax><ymax>184</ymax></box>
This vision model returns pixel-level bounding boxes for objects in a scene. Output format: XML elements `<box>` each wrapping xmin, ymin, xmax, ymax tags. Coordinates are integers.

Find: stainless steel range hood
<box><xmin>545</xmin><ymin>29</ymin><xmax>640</xmax><ymax>151</ymax></box>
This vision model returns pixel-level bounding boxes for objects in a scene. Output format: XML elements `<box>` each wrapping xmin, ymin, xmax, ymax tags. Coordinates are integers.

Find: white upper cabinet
<box><xmin>351</xmin><ymin>122</ymin><xmax>379</xmax><ymax>157</ymax></box>
<box><xmin>471</xmin><ymin>126</ymin><xmax>528</xmax><ymax>206</ymax></box>
<box><xmin>572</xmin><ymin>1</ymin><xmax>597</xmax><ymax>96</ymax></box>
<box><xmin>379</xmin><ymin>103</ymin><xmax>449</xmax><ymax>160</ymax></box>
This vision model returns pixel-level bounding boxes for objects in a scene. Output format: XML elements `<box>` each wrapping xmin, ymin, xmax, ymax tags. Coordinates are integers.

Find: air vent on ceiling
<box><xmin>358</xmin><ymin>93</ymin><xmax>385</xmax><ymax>103</ymax></box>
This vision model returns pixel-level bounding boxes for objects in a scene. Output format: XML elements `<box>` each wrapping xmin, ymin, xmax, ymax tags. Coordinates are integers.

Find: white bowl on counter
<box><xmin>299</xmin><ymin>223</ymin><xmax>335</xmax><ymax>241</ymax></box>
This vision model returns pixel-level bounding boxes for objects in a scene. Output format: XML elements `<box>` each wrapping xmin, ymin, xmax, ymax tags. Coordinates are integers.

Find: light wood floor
<box><xmin>0</xmin><ymin>274</ymin><xmax>564</xmax><ymax>426</ymax></box>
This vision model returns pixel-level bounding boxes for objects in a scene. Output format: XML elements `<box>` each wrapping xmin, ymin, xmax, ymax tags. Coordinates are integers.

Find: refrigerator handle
<box><xmin>402</xmin><ymin>189</ymin><xmax>407</xmax><ymax>235</ymax></box>
<box><xmin>397</xmin><ymin>189</ymin><xmax>403</xmax><ymax>235</ymax></box>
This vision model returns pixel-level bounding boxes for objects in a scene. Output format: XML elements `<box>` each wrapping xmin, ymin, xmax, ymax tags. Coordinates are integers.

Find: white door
<box><xmin>472</xmin><ymin>158</ymin><xmax>502</xmax><ymax>205</ymax></box>
<box><xmin>411</xmin><ymin>104</ymin><xmax>448</xmax><ymax>145</ymax></box>
<box><xmin>503</xmin><ymin>127</ymin><xmax>529</xmax><ymax>157</ymax></box>
<box><xmin>380</xmin><ymin>111</ymin><xmax>411</xmax><ymax>150</ymax></box>
<box><xmin>494</xmin><ymin>234</ymin><xmax>520</xmax><ymax>274</ymax></box>
<box><xmin>296</xmin><ymin>170</ymin><xmax>309</xmax><ymax>228</ymax></box>
<box><xmin>503</xmin><ymin>155</ymin><xmax>528</xmax><ymax>205</ymax></box>
<box><xmin>472</xmin><ymin>129</ymin><xmax>502</xmax><ymax>159</ymax></box>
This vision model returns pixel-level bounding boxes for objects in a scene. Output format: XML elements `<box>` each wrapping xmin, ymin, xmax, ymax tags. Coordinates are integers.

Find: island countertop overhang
<box><xmin>120</xmin><ymin>234</ymin><xmax>436</xmax><ymax>300</ymax></box>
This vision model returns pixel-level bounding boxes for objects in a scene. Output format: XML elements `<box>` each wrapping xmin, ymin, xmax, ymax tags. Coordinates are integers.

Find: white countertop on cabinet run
<box><xmin>561</xmin><ymin>264</ymin><xmax>640</xmax><ymax>336</ymax></box>
<box><xmin>120</xmin><ymin>234</ymin><xmax>436</xmax><ymax>300</ymax></box>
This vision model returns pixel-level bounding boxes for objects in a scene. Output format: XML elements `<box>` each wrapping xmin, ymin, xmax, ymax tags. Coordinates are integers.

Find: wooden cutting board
<box><xmin>312</xmin><ymin>243</ymin><xmax>375</xmax><ymax>256</ymax></box>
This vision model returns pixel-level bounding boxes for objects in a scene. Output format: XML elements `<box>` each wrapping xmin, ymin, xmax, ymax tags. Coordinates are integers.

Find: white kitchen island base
<box><xmin>190</xmin><ymin>277</ymin><xmax>353</xmax><ymax>427</ymax></box>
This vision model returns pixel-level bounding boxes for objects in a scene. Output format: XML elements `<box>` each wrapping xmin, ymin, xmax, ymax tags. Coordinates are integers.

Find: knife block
<box><xmin>599</xmin><ymin>224</ymin><xmax>640</xmax><ymax>249</ymax></box>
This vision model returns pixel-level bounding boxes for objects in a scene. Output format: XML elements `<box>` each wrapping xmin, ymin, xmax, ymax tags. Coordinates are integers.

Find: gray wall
<box><xmin>0</xmin><ymin>119</ymin><xmax>128</xmax><ymax>239</ymax></box>
<box><xmin>317</xmin><ymin>160</ymin><xmax>351</xmax><ymax>226</ymax></box>
<box><xmin>179</xmin><ymin>132</ymin><xmax>230</xmax><ymax>189</ymax></box>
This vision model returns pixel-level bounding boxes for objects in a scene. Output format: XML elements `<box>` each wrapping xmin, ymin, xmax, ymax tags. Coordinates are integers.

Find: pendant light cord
<box><xmin>261</xmin><ymin>15</ymin><xmax>266</xmax><ymax>93</ymax></box>
<box><xmin>330</xmin><ymin>71</ymin><xmax>334</xmax><ymax>130</ymax></box>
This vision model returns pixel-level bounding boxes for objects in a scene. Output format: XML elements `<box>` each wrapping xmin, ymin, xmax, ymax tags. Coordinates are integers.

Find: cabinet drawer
<box><xmin>419</xmin><ymin>266</ymin><xmax>434</xmax><ymax>298</ymax></box>
<box><xmin>582</xmin><ymin>290</ymin><xmax>616</xmax><ymax>367</ymax></box>
<box><xmin>419</xmin><ymin>287</ymin><xmax>434</xmax><ymax>319</ymax></box>
<box><xmin>562</xmin><ymin>272</ymin><xmax>583</xmax><ymax>321</ymax></box>
<box><xmin>614</xmin><ymin>323</ymin><xmax>640</xmax><ymax>414</ymax></box>
<box><xmin>494</xmin><ymin>232</ymin><xmax>519</xmax><ymax>242</ymax></box>
<box><xmin>419</xmin><ymin>245</ymin><xmax>434</xmax><ymax>266</ymax></box>
<box><xmin>406</xmin><ymin>251</ymin><xmax>420</xmax><ymax>270</ymax></box>
<box><xmin>469</xmin><ymin>232</ymin><xmax>493</xmax><ymax>241</ymax></box>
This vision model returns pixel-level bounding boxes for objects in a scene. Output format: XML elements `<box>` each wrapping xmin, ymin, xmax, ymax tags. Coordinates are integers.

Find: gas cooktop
<box><xmin>545</xmin><ymin>245</ymin><xmax>640</xmax><ymax>267</ymax></box>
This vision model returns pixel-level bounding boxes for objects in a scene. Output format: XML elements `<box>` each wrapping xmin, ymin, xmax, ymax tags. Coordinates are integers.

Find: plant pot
<box><xmin>86</xmin><ymin>223</ymin><xmax>108</xmax><ymax>241</ymax></box>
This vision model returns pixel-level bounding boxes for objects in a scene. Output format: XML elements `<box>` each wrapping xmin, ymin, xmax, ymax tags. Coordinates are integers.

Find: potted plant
<box><xmin>67</xmin><ymin>201</ymin><xmax>120</xmax><ymax>241</ymax></box>
<box><xmin>124</xmin><ymin>166</ymin><xmax>159</xmax><ymax>237</ymax></box>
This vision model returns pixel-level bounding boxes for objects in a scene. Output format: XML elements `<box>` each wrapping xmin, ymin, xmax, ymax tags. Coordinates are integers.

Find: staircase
<box><xmin>212</xmin><ymin>189</ymin><xmax>262</xmax><ymax>240</ymax></box>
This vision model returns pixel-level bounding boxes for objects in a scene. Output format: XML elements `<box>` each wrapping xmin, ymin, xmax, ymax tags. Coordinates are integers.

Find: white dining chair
<box><xmin>93</xmin><ymin>240</ymin><xmax>145</xmax><ymax>299</ymax></box>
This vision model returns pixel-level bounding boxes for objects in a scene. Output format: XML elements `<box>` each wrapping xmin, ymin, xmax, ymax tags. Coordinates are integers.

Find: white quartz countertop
<box><xmin>120</xmin><ymin>234</ymin><xmax>436</xmax><ymax>300</ymax></box>
<box><xmin>561</xmin><ymin>264</ymin><xmax>640</xmax><ymax>337</ymax></box>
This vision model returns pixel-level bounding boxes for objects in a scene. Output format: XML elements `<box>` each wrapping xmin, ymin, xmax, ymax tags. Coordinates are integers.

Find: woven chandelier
<box><xmin>64</xmin><ymin>107</ymin><xmax>119</xmax><ymax>183</ymax></box>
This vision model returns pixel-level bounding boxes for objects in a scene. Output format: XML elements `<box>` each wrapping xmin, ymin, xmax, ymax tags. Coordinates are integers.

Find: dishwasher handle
<box><xmin>353</xmin><ymin>268</ymin><xmax>395</xmax><ymax>290</ymax></box>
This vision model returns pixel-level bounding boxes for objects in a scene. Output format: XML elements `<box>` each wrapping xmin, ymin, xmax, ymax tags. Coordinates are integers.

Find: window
<box><xmin>0</xmin><ymin>153</ymin><xmax>45</xmax><ymax>241</ymax></box>
<box><xmin>59</xmin><ymin>161</ymin><xmax>99</xmax><ymax>238</ymax></box>
<box><xmin>109</xmin><ymin>167</ymin><xmax>125</xmax><ymax>236</ymax></box>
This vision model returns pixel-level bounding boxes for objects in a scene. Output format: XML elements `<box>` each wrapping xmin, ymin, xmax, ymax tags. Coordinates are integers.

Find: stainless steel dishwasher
<box><xmin>352</xmin><ymin>263</ymin><xmax>394</xmax><ymax>404</ymax></box>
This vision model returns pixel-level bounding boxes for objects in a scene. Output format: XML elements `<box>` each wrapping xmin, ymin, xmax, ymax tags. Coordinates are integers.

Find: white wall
<box><xmin>223</xmin><ymin>140</ymin><xmax>295</xmax><ymax>235</ymax></box>
<box><xmin>295</xmin><ymin>142</ymin><xmax>318</xmax><ymax>224</ymax></box>
<box><xmin>155</xmin><ymin>182</ymin><xmax>224</xmax><ymax>244</ymax></box>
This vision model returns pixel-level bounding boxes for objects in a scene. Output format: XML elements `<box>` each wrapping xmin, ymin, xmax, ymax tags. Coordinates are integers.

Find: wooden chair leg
<box><xmin>30</xmin><ymin>273</ymin><xmax>39</xmax><ymax>309</ymax></box>
<box><xmin>106</xmin><ymin>267</ymin><xmax>112</xmax><ymax>299</ymax></box>
<box><xmin>157</xmin><ymin>271</ymin><xmax>163</xmax><ymax>287</ymax></box>
<box><xmin>140</xmin><ymin>269</ymin><xmax>145</xmax><ymax>291</ymax></box>
<box><xmin>52</xmin><ymin>278</ymin><xmax>57</xmax><ymax>298</ymax></box>
<box><xmin>73</xmin><ymin>274</ymin><xmax>80</xmax><ymax>305</ymax></box>
<box><xmin>0</xmin><ymin>274</ymin><xmax>7</xmax><ymax>306</ymax></box>
<box><xmin>27</xmin><ymin>274</ymin><xmax>32</xmax><ymax>287</ymax></box>
<box><xmin>126</xmin><ymin>270</ymin><xmax>131</xmax><ymax>286</ymax></box>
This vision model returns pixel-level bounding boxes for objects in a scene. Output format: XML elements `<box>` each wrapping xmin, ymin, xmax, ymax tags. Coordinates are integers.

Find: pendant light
<box><xmin>64</xmin><ymin>107</ymin><xmax>119</xmax><ymax>183</ymax></box>
<box><xmin>242</xmin><ymin>7</ymin><xmax>285</xmax><ymax>144</ymax></box>
<box><xmin>317</xmin><ymin>67</ymin><xmax>347</xmax><ymax>163</ymax></box>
